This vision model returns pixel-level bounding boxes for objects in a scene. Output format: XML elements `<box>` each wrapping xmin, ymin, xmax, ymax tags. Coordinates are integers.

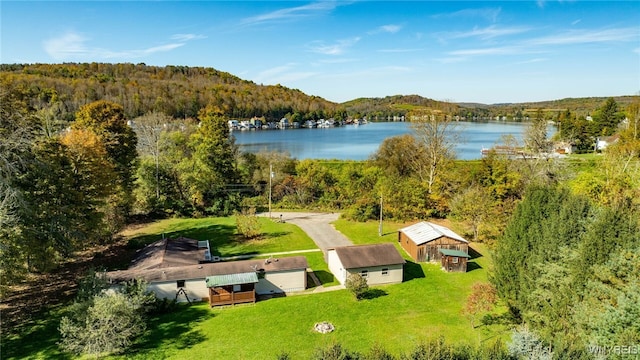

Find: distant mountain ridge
<box><xmin>0</xmin><ymin>63</ymin><xmax>635</xmax><ymax>120</ymax></box>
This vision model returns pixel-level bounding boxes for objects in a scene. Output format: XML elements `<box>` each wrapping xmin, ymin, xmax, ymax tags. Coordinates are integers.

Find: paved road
<box><xmin>259</xmin><ymin>212</ymin><xmax>353</xmax><ymax>253</ymax></box>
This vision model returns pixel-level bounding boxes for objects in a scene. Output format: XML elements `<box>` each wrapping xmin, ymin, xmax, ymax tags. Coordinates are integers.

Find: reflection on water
<box><xmin>233</xmin><ymin>121</ymin><xmax>551</xmax><ymax>160</ymax></box>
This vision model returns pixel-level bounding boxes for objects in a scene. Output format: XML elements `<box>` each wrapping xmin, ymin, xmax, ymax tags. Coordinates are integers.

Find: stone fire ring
<box><xmin>313</xmin><ymin>321</ymin><xmax>335</xmax><ymax>334</ymax></box>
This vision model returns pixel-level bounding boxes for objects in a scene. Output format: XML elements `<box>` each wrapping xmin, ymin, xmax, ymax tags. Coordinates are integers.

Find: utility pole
<box><xmin>378</xmin><ymin>192</ymin><xmax>383</xmax><ymax>237</ymax></box>
<box><xmin>268</xmin><ymin>163</ymin><xmax>273</xmax><ymax>219</ymax></box>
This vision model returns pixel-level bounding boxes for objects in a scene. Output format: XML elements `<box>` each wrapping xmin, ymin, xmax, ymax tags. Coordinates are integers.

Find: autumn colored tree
<box><xmin>73</xmin><ymin>100</ymin><xmax>137</xmax><ymax>229</ymax></box>
<box><xmin>462</xmin><ymin>282</ymin><xmax>497</xmax><ymax>328</ymax></box>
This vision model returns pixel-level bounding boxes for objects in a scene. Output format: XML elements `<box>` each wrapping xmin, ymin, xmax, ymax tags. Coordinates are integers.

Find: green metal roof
<box><xmin>205</xmin><ymin>272</ymin><xmax>258</xmax><ymax>287</ymax></box>
<box><xmin>438</xmin><ymin>249</ymin><xmax>470</xmax><ymax>258</ymax></box>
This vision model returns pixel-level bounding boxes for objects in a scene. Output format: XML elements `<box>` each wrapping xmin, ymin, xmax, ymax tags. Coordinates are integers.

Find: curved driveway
<box><xmin>260</xmin><ymin>212</ymin><xmax>352</xmax><ymax>253</ymax></box>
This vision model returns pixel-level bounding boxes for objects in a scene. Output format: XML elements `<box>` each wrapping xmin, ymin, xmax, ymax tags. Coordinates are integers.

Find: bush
<box><xmin>59</xmin><ymin>291</ymin><xmax>146</xmax><ymax>357</ymax></box>
<box><xmin>235</xmin><ymin>207</ymin><xmax>261</xmax><ymax>239</ymax></box>
<box><xmin>507</xmin><ymin>326</ymin><xmax>553</xmax><ymax>360</ymax></box>
<box><xmin>314</xmin><ymin>343</ymin><xmax>362</xmax><ymax>360</ymax></box>
<box><xmin>345</xmin><ymin>273</ymin><xmax>369</xmax><ymax>300</ymax></box>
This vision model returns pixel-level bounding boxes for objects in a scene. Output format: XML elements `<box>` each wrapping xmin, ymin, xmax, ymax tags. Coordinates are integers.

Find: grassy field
<box><xmin>123</xmin><ymin>216</ymin><xmax>318</xmax><ymax>259</ymax></box>
<box><xmin>3</xmin><ymin>215</ymin><xmax>509</xmax><ymax>360</ymax></box>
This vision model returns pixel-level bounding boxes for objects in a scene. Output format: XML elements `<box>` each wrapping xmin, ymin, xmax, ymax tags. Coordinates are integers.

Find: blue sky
<box><xmin>2</xmin><ymin>1</ymin><xmax>639</xmax><ymax>104</ymax></box>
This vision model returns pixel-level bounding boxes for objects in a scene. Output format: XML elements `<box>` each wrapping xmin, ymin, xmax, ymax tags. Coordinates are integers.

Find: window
<box><xmin>452</xmin><ymin>257</ymin><xmax>459</xmax><ymax>264</ymax></box>
<box><xmin>382</xmin><ymin>268</ymin><xmax>389</xmax><ymax>276</ymax></box>
<box><xmin>360</xmin><ymin>270</ymin><xmax>368</xmax><ymax>278</ymax></box>
<box><xmin>233</xmin><ymin>284</ymin><xmax>241</xmax><ymax>292</ymax></box>
<box><xmin>177</xmin><ymin>280</ymin><xmax>186</xmax><ymax>288</ymax></box>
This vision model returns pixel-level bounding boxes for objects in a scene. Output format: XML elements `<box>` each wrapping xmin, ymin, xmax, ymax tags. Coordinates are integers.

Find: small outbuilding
<box><xmin>327</xmin><ymin>243</ymin><xmax>405</xmax><ymax>285</ymax></box>
<box><xmin>439</xmin><ymin>249</ymin><xmax>470</xmax><ymax>272</ymax></box>
<box><xmin>398</xmin><ymin>221</ymin><xmax>468</xmax><ymax>263</ymax></box>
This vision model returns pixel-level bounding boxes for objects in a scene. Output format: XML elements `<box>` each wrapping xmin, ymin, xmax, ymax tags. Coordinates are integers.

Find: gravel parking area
<box><xmin>259</xmin><ymin>212</ymin><xmax>352</xmax><ymax>253</ymax></box>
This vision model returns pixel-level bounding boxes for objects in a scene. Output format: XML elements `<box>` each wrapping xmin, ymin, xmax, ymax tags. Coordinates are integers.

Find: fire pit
<box><xmin>313</xmin><ymin>321</ymin><xmax>335</xmax><ymax>334</ymax></box>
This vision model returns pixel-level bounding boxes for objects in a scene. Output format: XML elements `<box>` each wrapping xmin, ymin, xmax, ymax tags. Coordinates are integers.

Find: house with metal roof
<box><xmin>106</xmin><ymin>237</ymin><xmax>308</xmax><ymax>306</ymax></box>
<box><xmin>398</xmin><ymin>221</ymin><xmax>469</xmax><ymax>264</ymax></box>
<box><xmin>327</xmin><ymin>243</ymin><xmax>405</xmax><ymax>285</ymax></box>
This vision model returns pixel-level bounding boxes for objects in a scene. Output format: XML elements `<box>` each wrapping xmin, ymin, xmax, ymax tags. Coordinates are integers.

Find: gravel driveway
<box><xmin>259</xmin><ymin>212</ymin><xmax>352</xmax><ymax>253</ymax></box>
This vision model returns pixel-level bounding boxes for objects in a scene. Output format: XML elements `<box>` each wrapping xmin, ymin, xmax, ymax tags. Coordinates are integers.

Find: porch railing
<box><xmin>210</xmin><ymin>290</ymin><xmax>255</xmax><ymax>306</ymax></box>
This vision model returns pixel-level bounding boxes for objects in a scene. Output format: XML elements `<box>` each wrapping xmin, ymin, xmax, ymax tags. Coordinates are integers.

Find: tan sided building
<box><xmin>327</xmin><ymin>243</ymin><xmax>405</xmax><ymax>285</ymax></box>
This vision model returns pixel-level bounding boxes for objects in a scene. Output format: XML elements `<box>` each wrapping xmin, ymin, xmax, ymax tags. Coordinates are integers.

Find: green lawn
<box><xmin>124</xmin><ymin>216</ymin><xmax>317</xmax><ymax>258</ymax></box>
<box><xmin>115</xmin><ymin>249</ymin><xmax>503</xmax><ymax>360</ymax></box>
<box><xmin>3</xmin><ymin>215</ymin><xmax>508</xmax><ymax>359</ymax></box>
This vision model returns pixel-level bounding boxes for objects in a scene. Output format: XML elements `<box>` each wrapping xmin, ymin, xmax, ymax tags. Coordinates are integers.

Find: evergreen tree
<box><xmin>183</xmin><ymin>105</ymin><xmax>240</xmax><ymax>215</ymax></box>
<box><xmin>593</xmin><ymin>97</ymin><xmax>623</xmax><ymax>136</ymax></box>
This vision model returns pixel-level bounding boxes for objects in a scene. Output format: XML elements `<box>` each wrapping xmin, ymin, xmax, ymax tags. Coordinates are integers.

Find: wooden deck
<box><xmin>209</xmin><ymin>289</ymin><xmax>256</xmax><ymax>307</ymax></box>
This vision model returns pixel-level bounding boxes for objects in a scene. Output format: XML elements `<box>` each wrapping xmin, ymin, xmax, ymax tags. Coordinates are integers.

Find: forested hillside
<box><xmin>0</xmin><ymin>63</ymin><xmax>339</xmax><ymax>121</ymax></box>
<box><xmin>4</xmin><ymin>63</ymin><xmax>633</xmax><ymax>125</ymax></box>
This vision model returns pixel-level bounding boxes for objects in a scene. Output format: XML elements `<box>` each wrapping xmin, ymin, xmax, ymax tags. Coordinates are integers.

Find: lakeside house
<box><xmin>106</xmin><ymin>237</ymin><xmax>308</xmax><ymax>305</ymax></box>
<box><xmin>327</xmin><ymin>243</ymin><xmax>405</xmax><ymax>285</ymax></box>
<box><xmin>596</xmin><ymin>134</ymin><xmax>620</xmax><ymax>151</ymax></box>
<box><xmin>398</xmin><ymin>222</ymin><xmax>469</xmax><ymax>270</ymax></box>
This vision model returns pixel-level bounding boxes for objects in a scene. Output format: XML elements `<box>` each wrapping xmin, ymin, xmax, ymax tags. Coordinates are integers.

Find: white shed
<box><xmin>327</xmin><ymin>243</ymin><xmax>405</xmax><ymax>286</ymax></box>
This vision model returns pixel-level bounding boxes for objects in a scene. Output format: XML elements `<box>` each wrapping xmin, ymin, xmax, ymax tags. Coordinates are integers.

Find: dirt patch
<box><xmin>1</xmin><ymin>232</ymin><xmax>139</xmax><ymax>335</ymax></box>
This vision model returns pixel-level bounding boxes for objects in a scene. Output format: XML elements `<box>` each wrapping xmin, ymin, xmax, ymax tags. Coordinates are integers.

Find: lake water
<box><xmin>233</xmin><ymin>121</ymin><xmax>547</xmax><ymax>160</ymax></box>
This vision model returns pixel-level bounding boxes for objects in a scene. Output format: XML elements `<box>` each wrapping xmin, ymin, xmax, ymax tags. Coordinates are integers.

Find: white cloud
<box><xmin>571</xmin><ymin>19</ymin><xmax>581</xmax><ymax>26</ymax></box>
<box><xmin>377</xmin><ymin>48</ymin><xmax>423</xmax><ymax>53</ymax></box>
<box><xmin>307</xmin><ymin>37</ymin><xmax>360</xmax><ymax>55</ymax></box>
<box><xmin>443</xmin><ymin>26</ymin><xmax>638</xmax><ymax>60</ymax></box>
<box><xmin>240</xmin><ymin>1</ymin><xmax>341</xmax><ymax>26</ymax></box>
<box><xmin>170</xmin><ymin>33</ymin><xmax>207</xmax><ymax>41</ymax></box>
<box><xmin>516</xmin><ymin>58</ymin><xmax>548</xmax><ymax>64</ymax></box>
<box><xmin>314</xmin><ymin>58</ymin><xmax>359</xmax><ymax>64</ymax></box>
<box><xmin>449</xmin><ymin>46</ymin><xmax>525</xmax><ymax>56</ymax></box>
<box><xmin>253</xmin><ymin>63</ymin><xmax>316</xmax><ymax>84</ymax></box>
<box><xmin>43</xmin><ymin>30</ymin><xmax>186</xmax><ymax>60</ymax></box>
<box><xmin>369</xmin><ymin>24</ymin><xmax>402</xmax><ymax>35</ymax></box>
<box><xmin>436</xmin><ymin>57</ymin><xmax>468</xmax><ymax>64</ymax></box>
<box><xmin>528</xmin><ymin>27</ymin><xmax>639</xmax><ymax>45</ymax></box>
<box><xmin>432</xmin><ymin>7</ymin><xmax>502</xmax><ymax>23</ymax></box>
<box><xmin>43</xmin><ymin>31</ymin><xmax>90</xmax><ymax>59</ymax></box>
<box><xmin>439</xmin><ymin>25</ymin><xmax>529</xmax><ymax>41</ymax></box>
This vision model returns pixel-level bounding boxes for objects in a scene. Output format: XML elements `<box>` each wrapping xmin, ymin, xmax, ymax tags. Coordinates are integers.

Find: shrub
<box><xmin>235</xmin><ymin>207</ymin><xmax>261</xmax><ymax>239</ymax></box>
<box><xmin>59</xmin><ymin>291</ymin><xmax>146</xmax><ymax>357</ymax></box>
<box><xmin>345</xmin><ymin>273</ymin><xmax>369</xmax><ymax>300</ymax></box>
<box><xmin>507</xmin><ymin>326</ymin><xmax>553</xmax><ymax>360</ymax></box>
<box><xmin>314</xmin><ymin>343</ymin><xmax>362</xmax><ymax>360</ymax></box>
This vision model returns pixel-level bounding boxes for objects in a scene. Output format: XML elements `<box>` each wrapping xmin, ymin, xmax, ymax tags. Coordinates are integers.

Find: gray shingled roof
<box><xmin>107</xmin><ymin>256</ymin><xmax>308</xmax><ymax>284</ymax></box>
<box><xmin>332</xmin><ymin>243</ymin><xmax>405</xmax><ymax>269</ymax></box>
<box><xmin>128</xmin><ymin>237</ymin><xmax>207</xmax><ymax>270</ymax></box>
<box><xmin>399</xmin><ymin>222</ymin><xmax>467</xmax><ymax>245</ymax></box>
